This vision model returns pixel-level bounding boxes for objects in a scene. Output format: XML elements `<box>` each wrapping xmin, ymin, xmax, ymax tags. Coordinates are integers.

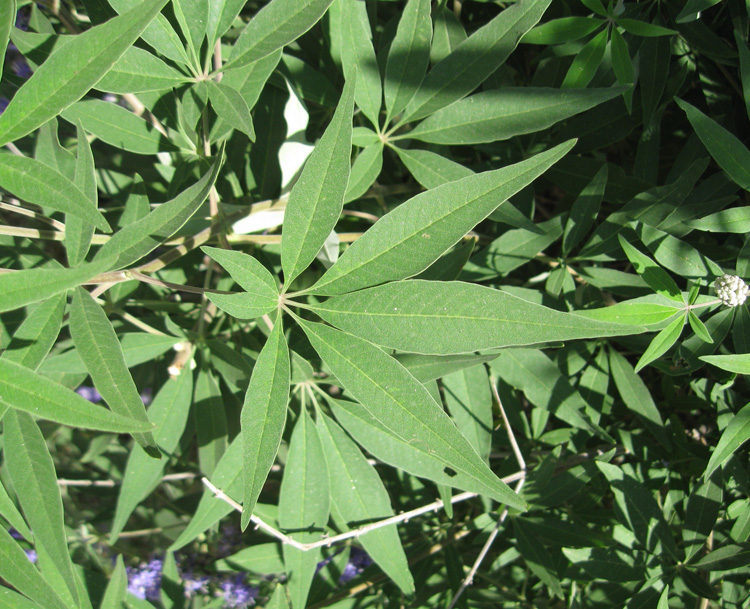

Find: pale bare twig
<box><xmin>447</xmin><ymin>379</ymin><xmax>527</xmax><ymax>609</ymax></box>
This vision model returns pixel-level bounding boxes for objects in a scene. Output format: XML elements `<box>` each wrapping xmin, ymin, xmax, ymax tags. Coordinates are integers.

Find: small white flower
<box><xmin>714</xmin><ymin>274</ymin><xmax>749</xmax><ymax>307</ymax></box>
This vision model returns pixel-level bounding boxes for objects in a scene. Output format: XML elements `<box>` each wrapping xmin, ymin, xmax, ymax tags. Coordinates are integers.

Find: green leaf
<box><xmin>203</xmin><ymin>246</ymin><xmax>279</xmax><ymax>320</ymax></box>
<box><xmin>172</xmin><ymin>0</ymin><xmax>208</xmax><ymax>61</ymax></box>
<box><xmin>692</xmin><ymin>544</ymin><xmax>750</xmax><ymax>571</ymax></box>
<box><xmin>313</xmin><ymin>280</ymin><xmax>643</xmax><ymax>355</ymax></box>
<box><xmin>638</xmin><ymin>224</ymin><xmax>724</xmax><ymax>279</ymax></box>
<box><xmin>685</xmin><ymin>207</ymin><xmax>750</xmax><ymax>233</ymax></box>
<box><xmin>0</xmin><ymin>0</ymin><xmax>170</xmax><ymax>146</ymax></box>
<box><xmin>298</xmin><ymin>319</ymin><xmax>526</xmax><ymax>509</ymax></box>
<box><xmin>561</xmin><ymin>29</ymin><xmax>607</xmax><ymax>89</ymax></box>
<box><xmin>608</xmin><ymin>348</ymin><xmax>670</xmax><ymax>447</ymax></box>
<box><xmin>521</xmin><ymin>16</ymin><xmax>602</xmax><ymax>45</ymax></box>
<box><xmin>278</xmin><ymin>409</ymin><xmax>329</xmax><ymax>609</ymax></box>
<box><xmin>110</xmin><ymin>370</ymin><xmax>194</xmax><ymax>542</ymax></box>
<box><xmin>317</xmin><ymin>413</ymin><xmax>414</xmax><ymax>594</ymax></box>
<box><xmin>214</xmin><ymin>543</ymin><xmax>285</xmax><ymax>574</ymax></box>
<box><xmin>596</xmin><ymin>461</ymin><xmax>680</xmax><ymax>562</ymax></box>
<box><xmin>0</xmin><ymin>154</ymin><xmax>110</xmax><ymax>231</ymax></box>
<box><xmin>193</xmin><ymin>367</ymin><xmax>227</xmax><ymax>478</ymax></box>
<box><xmin>4</xmin><ymin>410</ymin><xmax>80</xmax><ymax>607</ymax></box>
<box><xmin>0</xmin><ymin>358</ymin><xmax>155</xmax><ymax>432</ymax></box>
<box><xmin>610</xmin><ymin>28</ymin><xmax>634</xmax><ymax>111</ymax></box>
<box><xmin>574</xmin><ymin>300</ymin><xmax>683</xmax><ymax>326</ymax></box>
<box><xmin>442</xmin><ymin>365</ymin><xmax>493</xmax><ymax>463</ymax></box>
<box><xmin>393</xmin><ymin>147</ymin><xmax>473</xmax><ymax>189</ymax></box>
<box><xmin>0</xmin><ymin>0</ymin><xmax>14</xmax><ymax>77</ymax></box>
<box><xmin>687</xmin><ymin>310</ymin><xmax>713</xmax><ymax>343</ymax></box>
<box><xmin>676</xmin><ymin>98</ymin><xmax>750</xmax><ymax>190</ymax></box>
<box><xmin>1</xmin><ymin>294</ymin><xmax>65</xmax><ymax>371</ymax></box>
<box><xmin>617</xmin><ymin>19</ymin><xmax>676</xmax><ymax>37</ymax></box>
<box><xmin>0</xmin><ymin>528</ymin><xmax>70</xmax><ymax>609</ymax></box>
<box><xmin>168</xmin><ymin>435</ymin><xmax>242</xmax><ymax>551</ymax></box>
<box><xmin>617</xmin><ymin>238</ymin><xmax>683</xmax><ymax>302</ymax></box>
<box><xmin>337</xmin><ymin>0</ymin><xmax>381</xmax><ymax>127</ymax></box>
<box><xmin>384</xmin><ymin>0</ymin><xmax>432</xmax><ymax>121</ymax></box>
<box><xmin>406</xmin><ymin>87</ymin><xmax>623</xmax><ymax>145</ymax></box>
<box><xmin>266</xmin><ymin>585</ymin><xmax>290</xmax><ymax>609</ymax></box>
<box><xmin>683</xmin><ymin>476</ymin><xmax>723</xmax><ymax>561</ymax></box>
<box><xmin>395</xmin><ymin>353</ymin><xmax>498</xmax><ymax>384</ymax></box>
<box><xmin>490</xmin><ymin>349</ymin><xmax>611</xmax><ymax>440</ymax></box>
<box><xmin>39</xmin><ymin>332</ymin><xmax>182</xmax><ymax>375</ymax></box>
<box><xmin>0</xmin><ymin>478</ymin><xmax>32</xmax><ymax>543</ymax></box>
<box><xmin>310</xmin><ymin>140</ymin><xmax>575</xmax><ymax>295</ymax></box>
<box><xmin>94</xmin><ymin>150</ymin><xmax>222</xmax><ymax>270</ymax></box>
<box><xmin>562</xmin><ymin>547</ymin><xmax>646</xmax><ymax>582</ymax></box>
<box><xmin>700</xmin><ymin>354</ymin><xmax>750</xmax><ymax>375</ymax></box>
<box><xmin>0</xmin><ymin>257</ymin><xmax>112</xmax><ymax>314</ymax></box>
<box><xmin>206</xmin><ymin>81</ymin><xmax>256</xmax><ymax>141</ymax></box>
<box><xmin>562</xmin><ymin>164</ymin><xmax>607</xmax><ymax>256</ymax></box>
<box><xmin>241</xmin><ymin>319</ymin><xmax>290</xmax><ymax>529</ymax></box>
<box><xmin>703</xmin><ymin>402</ymin><xmax>750</xmax><ymax>480</ymax></box>
<box><xmin>281</xmin><ymin>76</ymin><xmax>355</xmax><ymax>285</ymax></box>
<box><xmin>109</xmin><ymin>0</ymin><xmax>191</xmax><ymax>67</ymax></box>
<box><xmin>635</xmin><ymin>313</ymin><xmax>685</xmax><ymax>372</ymax></box>
<box><xmin>225</xmin><ymin>0</ymin><xmax>334</xmax><ymax>71</ymax></box>
<box><xmin>65</xmin><ymin>120</ymin><xmax>97</xmax><ymax>268</ymax></box>
<box><xmin>401</xmin><ymin>0</ymin><xmax>553</xmax><ymax>123</ymax></box>
<box><xmin>100</xmin><ymin>556</ymin><xmax>127</xmax><ymax>609</ymax></box>
<box><xmin>69</xmin><ymin>287</ymin><xmax>157</xmax><ymax>456</ymax></box>
<box><xmin>344</xmin><ymin>141</ymin><xmax>384</xmax><ymax>203</ymax></box>
<box><xmin>96</xmin><ymin>46</ymin><xmax>189</xmax><ymax>93</ymax></box>
<box><xmin>514</xmin><ymin>519</ymin><xmax>563</xmax><ymax>597</ymax></box>
<box><xmin>206</xmin><ymin>0</ymin><xmax>247</xmax><ymax>50</ymax></box>
<box><xmin>62</xmin><ymin>99</ymin><xmax>176</xmax><ymax>155</ymax></box>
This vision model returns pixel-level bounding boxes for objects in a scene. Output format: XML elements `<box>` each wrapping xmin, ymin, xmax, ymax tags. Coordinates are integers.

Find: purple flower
<box><xmin>25</xmin><ymin>549</ymin><xmax>37</xmax><ymax>563</ymax></box>
<box><xmin>181</xmin><ymin>571</ymin><xmax>210</xmax><ymax>599</ymax></box>
<box><xmin>216</xmin><ymin>524</ymin><xmax>242</xmax><ymax>558</ymax></box>
<box><xmin>0</xmin><ymin>98</ymin><xmax>9</xmax><ymax>116</ymax></box>
<box><xmin>76</xmin><ymin>386</ymin><xmax>102</xmax><ymax>403</ymax></box>
<box><xmin>15</xmin><ymin>8</ymin><xmax>29</xmax><ymax>31</ymax></box>
<box><xmin>219</xmin><ymin>574</ymin><xmax>258</xmax><ymax>609</ymax></box>
<box><xmin>141</xmin><ymin>387</ymin><xmax>153</xmax><ymax>406</ymax></box>
<box><xmin>339</xmin><ymin>547</ymin><xmax>373</xmax><ymax>584</ymax></box>
<box><xmin>127</xmin><ymin>558</ymin><xmax>163</xmax><ymax>601</ymax></box>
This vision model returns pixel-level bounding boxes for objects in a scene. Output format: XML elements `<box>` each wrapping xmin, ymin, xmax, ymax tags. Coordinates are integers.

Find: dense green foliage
<box><xmin>1</xmin><ymin>0</ymin><xmax>750</xmax><ymax>607</ymax></box>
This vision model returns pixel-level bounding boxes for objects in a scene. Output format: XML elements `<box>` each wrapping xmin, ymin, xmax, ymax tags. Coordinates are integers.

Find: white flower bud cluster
<box><xmin>714</xmin><ymin>273</ymin><xmax>750</xmax><ymax>307</ymax></box>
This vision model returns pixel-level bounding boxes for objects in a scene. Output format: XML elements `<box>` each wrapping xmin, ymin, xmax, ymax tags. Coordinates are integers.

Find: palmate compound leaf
<box><xmin>0</xmin><ymin>0</ymin><xmax>170</xmax><ymax>146</ymax></box>
<box><xmin>296</xmin><ymin>317</ymin><xmax>527</xmax><ymax>510</ymax></box>
<box><xmin>311</xmin><ymin>280</ymin><xmax>645</xmax><ymax>355</ymax></box>
<box><xmin>309</xmin><ymin>140</ymin><xmax>576</xmax><ymax>296</ymax></box>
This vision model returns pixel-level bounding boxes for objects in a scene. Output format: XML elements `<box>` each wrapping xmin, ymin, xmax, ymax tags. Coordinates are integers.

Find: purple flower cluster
<box><xmin>124</xmin><ymin>554</ymin><xmax>257</xmax><ymax>608</ymax></box>
<box><xmin>219</xmin><ymin>574</ymin><xmax>258</xmax><ymax>608</ymax></box>
<box><xmin>339</xmin><ymin>547</ymin><xmax>373</xmax><ymax>584</ymax></box>
<box><xmin>126</xmin><ymin>558</ymin><xmax>163</xmax><ymax>602</ymax></box>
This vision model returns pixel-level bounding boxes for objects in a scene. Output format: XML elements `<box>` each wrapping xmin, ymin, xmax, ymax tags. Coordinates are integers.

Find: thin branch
<box><xmin>202</xmin><ymin>468</ymin><xmax>524</xmax><ymax>553</ymax></box>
